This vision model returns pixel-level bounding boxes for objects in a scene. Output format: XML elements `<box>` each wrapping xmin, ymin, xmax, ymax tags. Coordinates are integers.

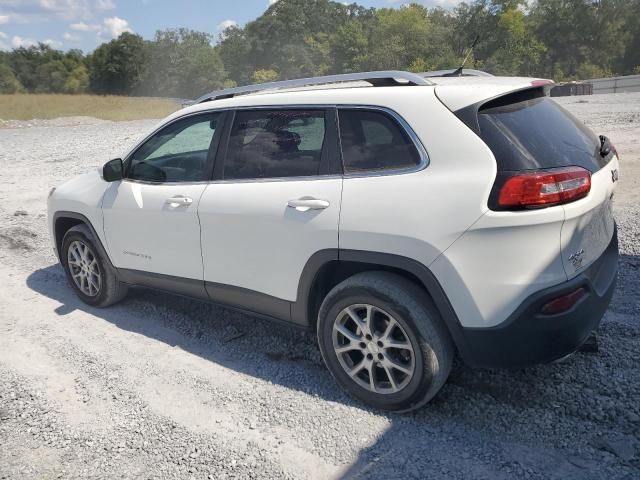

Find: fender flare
<box><xmin>52</xmin><ymin>211</ymin><xmax>115</xmax><ymax>270</ymax></box>
<box><xmin>293</xmin><ymin>249</ymin><xmax>473</xmax><ymax>363</ymax></box>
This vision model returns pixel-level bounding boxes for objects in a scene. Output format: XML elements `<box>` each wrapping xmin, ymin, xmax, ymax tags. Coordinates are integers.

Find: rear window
<box><xmin>478</xmin><ymin>93</ymin><xmax>604</xmax><ymax>172</ymax></box>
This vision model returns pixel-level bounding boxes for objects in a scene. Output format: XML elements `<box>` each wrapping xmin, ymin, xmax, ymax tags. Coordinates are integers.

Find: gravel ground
<box><xmin>0</xmin><ymin>93</ymin><xmax>639</xmax><ymax>480</ymax></box>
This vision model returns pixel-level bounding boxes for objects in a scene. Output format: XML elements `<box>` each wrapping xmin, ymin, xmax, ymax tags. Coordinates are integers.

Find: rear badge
<box><xmin>569</xmin><ymin>249</ymin><xmax>585</xmax><ymax>270</ymax></box>
<box><xmin>611</xmin><ymin>169</ymin><xmax>619</xmax><ymax>183</ymax></box>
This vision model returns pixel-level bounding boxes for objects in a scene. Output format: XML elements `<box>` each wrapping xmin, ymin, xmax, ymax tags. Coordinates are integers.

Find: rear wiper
<box><xmin>599</xmin><ymin>135</ymin><xmax>612</xmax><ymax>157</ymax></box>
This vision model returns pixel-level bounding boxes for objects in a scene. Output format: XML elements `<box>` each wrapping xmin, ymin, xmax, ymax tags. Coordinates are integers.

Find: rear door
<box><xmin>197</xmin><ymin>108</ymin><xmax>342</xmax><ymax>318</ymax></box>
<box><xmin>475</xmin><ymin>91</ymin><xmax>618</xmax><ymax>278</ymax></box>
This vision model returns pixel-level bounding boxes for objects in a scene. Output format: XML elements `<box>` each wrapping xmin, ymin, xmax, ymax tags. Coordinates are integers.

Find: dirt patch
<box><xmin>0</xmin><ymin>226</ymin><xmax>38</xmax><ymax>251</ymax></box>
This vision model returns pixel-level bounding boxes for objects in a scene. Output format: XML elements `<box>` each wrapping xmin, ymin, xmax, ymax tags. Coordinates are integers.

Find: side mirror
<box><xmin>103</xmin><ymin>158</ymin><xmax>123</xmax><ymax>182</ymax></box>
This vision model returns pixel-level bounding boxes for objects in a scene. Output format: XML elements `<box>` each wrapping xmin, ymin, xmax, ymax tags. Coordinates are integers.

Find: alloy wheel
<box><xmin>332</xmin><ymin>304</ymin><xmax>416</xmax><ymax>394</ymax></box>
<box><xmin>67</xmin><ymin>240</ymin><xmax>101</xmax><ymax>297</ymax></box>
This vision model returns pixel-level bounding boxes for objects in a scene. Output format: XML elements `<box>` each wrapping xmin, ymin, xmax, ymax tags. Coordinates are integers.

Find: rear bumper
<box><xmin>461</xmin><ymin>226</ymin><xmax>618</xmax><ymax>369</ymax></box>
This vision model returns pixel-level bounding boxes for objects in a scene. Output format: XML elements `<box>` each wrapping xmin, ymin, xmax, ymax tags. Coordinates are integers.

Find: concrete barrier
<box><xmin>584</xmin><ymin>74</ymin><xmax>640</xmax><ymax>94</ymax></box>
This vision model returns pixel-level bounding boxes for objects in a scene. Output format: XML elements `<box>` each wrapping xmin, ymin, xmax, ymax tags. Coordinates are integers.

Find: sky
<box><xmin>0</xmin><ymin>0</ymin><xmax>463</xmax><ymax>52</ymax></box>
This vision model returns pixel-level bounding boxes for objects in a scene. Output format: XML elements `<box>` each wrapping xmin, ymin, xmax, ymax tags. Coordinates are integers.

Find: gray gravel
<box><xmin>1</xmin><ymin>93</ymin><xmax>639</xmax><ymax>479</ymax></box>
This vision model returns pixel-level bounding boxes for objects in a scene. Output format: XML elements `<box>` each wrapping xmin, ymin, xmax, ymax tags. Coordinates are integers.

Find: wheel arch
<box><xmin>293</xmin><ymin>249</ymin><xmax>472</xmax><ymax>362</ymax></box>
<box><xmin>53</xmin><ymin>211</ymin><xmax>115</xmax><ymax>269</ymax></box>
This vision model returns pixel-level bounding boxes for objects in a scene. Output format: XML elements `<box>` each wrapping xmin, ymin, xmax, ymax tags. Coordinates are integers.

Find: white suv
<box><xmin>48</xmin><ymin>70</ymin><xmax>619</xmax><ymax>411</ymax></box>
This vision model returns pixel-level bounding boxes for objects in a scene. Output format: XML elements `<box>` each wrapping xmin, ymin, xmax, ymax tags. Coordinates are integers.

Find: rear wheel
<box><xmin>317</xmin><ymin>272</ymin><xmax>453</xmax><ymax>412</ymax></box>
<box><xmin>61</xmin><ymin>224</ymin><xmax>128</xmax><ymax>307</ymax></box>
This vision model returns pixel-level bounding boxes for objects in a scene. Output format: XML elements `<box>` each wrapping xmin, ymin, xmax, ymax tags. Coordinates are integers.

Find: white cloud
<box><xmin>0</xmin><ymin>15</ymin><xmax>9</xmax><ymax>24</ymax></box>
<box><xmin>70</xmin><ymin>21</ymin><xmax>100</xmax><ymax>31</ymax></box>
<box><xmin>63</xmin><ymin>31</ymin><xmax>80</xmax><ymax>41</ymax></box>
<box><xmin>11</xmin><ymin>35</ymin><xmax>38</xmax><ymax>48</ymax></box>
<box><xmin>70</xmin><ymin>16</ymin><xmax>132</xmax><ymax>42</ymax></box>
<box><xmin>43</xmin><ymin>38</ymin><xmax>62</xmax><ymax>48</ymax></box>
<box><xmin>0</xmin><ymin>31</ymin><xmax>7</xmax><ymax>39</ymax></box>
<box><xmin>0</xmin><ymin>1</ymin><xmax>118</xmax><ymax>23</ymax></box>
<box><xmin>268</xmin><ymin>0</ymin><xmax>279</xmax><ymax>5</ymax></box>
<box><xmin>101</xmin><ymin>16</ymin><xmax>132</xmax><ymax>39</ymax></box>
<box><xmin>37</xmin><ymin>0</ymin><xmax>92</xmax><ymax>20</ymax></box>
<box><xmin>217</xmin><ymin>19</ymin><xmax>237</xmax><ymax>32</ymax></box>
<box><xmin>96</xmin><ymin>0</ymin><xmax>115</xmax><ymax>10</ymax></box>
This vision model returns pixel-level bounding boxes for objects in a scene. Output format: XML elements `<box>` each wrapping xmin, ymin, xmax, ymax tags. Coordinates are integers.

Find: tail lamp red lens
<box><xmin>541</xmin><ymin>287</ymin><xmax>587</xmax><ymax>315</ymax></box>
<box><xmin>498</xmin><ymin>166</ymin><xmax>591</xmax><ymax>208</ymax></box>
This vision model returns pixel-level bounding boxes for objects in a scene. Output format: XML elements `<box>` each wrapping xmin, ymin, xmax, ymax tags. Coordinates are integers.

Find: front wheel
<box><xmin>61</xmin><ymin>224</ymin><xmax>128</xmax><ymax>307</ymax></box>
<box><xmin>317</xmin><ymin>272</ymin><xmax>453</xmax><ymax>412</ymax></box>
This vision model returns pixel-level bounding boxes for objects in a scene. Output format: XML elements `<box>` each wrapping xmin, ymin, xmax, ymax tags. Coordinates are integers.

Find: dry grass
<box><xmin>0</xmin><ymin>94</ymin><xmax>180</xmax><ymax>121</ymax></box>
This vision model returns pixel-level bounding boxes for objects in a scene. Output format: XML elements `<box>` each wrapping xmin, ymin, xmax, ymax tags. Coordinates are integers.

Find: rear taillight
<box><xmin>497</xmin><ymin>166</ymin><xmax>591</xmax><ymax>209</ymax></box>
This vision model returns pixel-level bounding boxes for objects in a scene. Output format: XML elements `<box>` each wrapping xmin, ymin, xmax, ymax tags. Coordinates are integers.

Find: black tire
<box><xmin>61</xmin><ymin>224</ymin><xmax>128</xmax><ymax>307</ymax></box>
<box><xmin>317</xmin><ymin>271</ymin><xmax>453</xmax><ymax>412</ymax></box>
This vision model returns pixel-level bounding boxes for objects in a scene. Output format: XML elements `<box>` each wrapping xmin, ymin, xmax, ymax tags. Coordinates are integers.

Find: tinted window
<box><xmin>478</xmin><ymin>95</ymin><xmax>603</xmax><ymax>172</ymax></box>
<box><xmin>338</xmin><ymin>109</ymin><xmax>421</xmax><ymax>173</ymax></box>
<box><xmin>224</xmin><ymin>110</ymin><xmax>325</xmax><ymax>180</ymax></box>
<box><xmin>128</xmin><ymin>113</ymin><xmax>221</xmax><ymax>182</ymax></box>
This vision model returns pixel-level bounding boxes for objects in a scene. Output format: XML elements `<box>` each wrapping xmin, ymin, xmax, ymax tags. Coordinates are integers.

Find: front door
<box><xmin>103</xmin><ymin>111</ymin><xmax>225</xmax><ymax>287</ymax></box>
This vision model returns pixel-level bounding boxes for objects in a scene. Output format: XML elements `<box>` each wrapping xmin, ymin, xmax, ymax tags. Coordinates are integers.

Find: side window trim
<box><xmin>212</xmin><ymin>109</ymin><xmax>234</xmax><ymax>181</ymax></box>
<box><xmin>337</xmin><ymin>105</ymin><xmax>430</xmax><ymax>178</ymax></box>
<box><xmin>122</xmin><ymin>110</ymin><xmax>228</xmax><ymax>184</ymax></box>
<box><xmin>216</xmin><ymin>107</ymin><xmax>341</xmax><ymax>182</ymax></box>
<box><xmin>325</xmin><ymin>107</ymin><xmax>343</xmax><ymax>176</ymax></box>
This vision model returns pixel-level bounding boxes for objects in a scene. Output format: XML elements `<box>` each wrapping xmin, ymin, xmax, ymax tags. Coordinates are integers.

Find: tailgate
<box><xmin>447</xmin><ymin>84</ymin><xmax>621</xmax><ymax>282</ymax></box>
<box><xmin>561</xmin><ymin>157</ymin><xmax>619</xmax><ymax>279</ymax></box>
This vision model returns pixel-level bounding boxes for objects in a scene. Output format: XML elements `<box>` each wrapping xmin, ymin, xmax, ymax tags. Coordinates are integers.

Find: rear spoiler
<box><xmin>434</xmin><ymin>78</ymin><xmax>554</xmax><ymax>111</ymax></box>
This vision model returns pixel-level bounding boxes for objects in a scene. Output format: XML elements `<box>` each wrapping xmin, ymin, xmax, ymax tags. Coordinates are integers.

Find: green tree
<box><xmin>0</xmin><ymin>64</ymin><xmax>23</xmax><ymax>93</ymax></box>
<box><xmin>252</xmin><ymin>69</ymin><xmax>279</xmax><ymax>83</ymax></box>
<box><xmin>8</xmin><ymin>44</ymin><xmax>62</xmax><ymax>91</ymax></box>
<box><xmin>63</xmin><ymin>65</ymin><xmax>90</xmax><ymax>93</ymax></box>
<box><xmin>530</xmin><ymin>0</ymin><xmax>626</xmax><ymax>79</ymax></box>
<box><xmin>89</xmin><ymin>32</ymin><xmax>149</xmax><ymax>94</ymax></box>
<box><xmin>621</xmin><ymin>0</ymin><xmax>640</xmax><ymax>74</ymax></box>
<box><xmin>219</xmin><ymin>0</ymin><xmax>371</xmax><ymax>84</ymax></box>
<box><xmin>144</xmin><ymin>28</ymin><xmax>226</xmax><ymax>98</ymax></box>
<box><xmin>35</xmin><ymin>60</ymin><xmax>68</xmax><ymax>92</ymax></box>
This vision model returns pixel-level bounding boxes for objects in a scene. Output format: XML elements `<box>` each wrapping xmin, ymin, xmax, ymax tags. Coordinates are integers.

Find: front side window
<box><xmin>338</xmin><ymin>109</ymin><xmax>421</xmax><ymax>173</ymax></box>
<box><xmin>224</xmin><ymin>109</ymin><xmax>326</xmax><ymax>180</ymax></box>
<box><xmin>128</xmin><ymin>112</ymin><xmax>221</xmax><ymax>182</ymax></box>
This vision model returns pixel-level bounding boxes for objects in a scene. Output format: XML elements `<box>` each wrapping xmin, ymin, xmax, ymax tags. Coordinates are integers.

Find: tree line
<box><xmin>1</xmin><ymin>0</ymin><xmax>639</xmax><ymax>98</ymax></box>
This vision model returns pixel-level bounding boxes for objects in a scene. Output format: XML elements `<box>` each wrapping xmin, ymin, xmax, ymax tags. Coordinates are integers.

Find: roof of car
<box><xmin>174</xmin><ymin>70</ymin><xmax>550</xmax><ymax>120</ymax></box>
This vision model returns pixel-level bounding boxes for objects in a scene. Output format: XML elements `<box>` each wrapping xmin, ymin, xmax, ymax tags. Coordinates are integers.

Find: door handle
<box><xmin>165</xmin><ymin>196</ymin><xmax>193</xmax><ymax>206</ymax></box>
<box><xmin>287</xmin><ymin>197</ymin><xmax>330</xmax><ymax>212</ymax></box>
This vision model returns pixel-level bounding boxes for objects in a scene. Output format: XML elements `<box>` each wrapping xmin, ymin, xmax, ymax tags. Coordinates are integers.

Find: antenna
<box><xmin>444</xmin><ymin>35</ymin><xmax>480</xmax><ymax>77</ymax></box>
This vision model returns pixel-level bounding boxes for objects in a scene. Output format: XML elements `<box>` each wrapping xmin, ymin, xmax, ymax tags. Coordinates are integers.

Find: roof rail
<box><xmin>193</xmin><ymin>70</ymin><xmax>433</xmax><ymax>104</ymax></box>
<box><xmin>421</xmin><ymin>69</ymin><xmax>493</xmax><ymax>78</ymax></box>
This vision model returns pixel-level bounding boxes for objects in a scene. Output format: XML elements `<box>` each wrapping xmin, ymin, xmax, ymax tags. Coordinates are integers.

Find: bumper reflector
<box><xmin>541</xmin><ymin>287</ymin><xmax>587</xmax><ymax>315</ymax></box>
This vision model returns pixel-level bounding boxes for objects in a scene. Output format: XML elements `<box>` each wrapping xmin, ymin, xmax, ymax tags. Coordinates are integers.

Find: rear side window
<box><xmin>338</xmin><ymin>109</ymin><xmax>421</xmax><ymax>173</ymax></box>
<box><xmin>224</xmin><ymin>109</ymin><xmax>325</xmax><ymax>180</ymax></box>
<box><xmin>478</xmin><ymin>93</ymin><xmax>603</xmax><ymax>172</ymax></box>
